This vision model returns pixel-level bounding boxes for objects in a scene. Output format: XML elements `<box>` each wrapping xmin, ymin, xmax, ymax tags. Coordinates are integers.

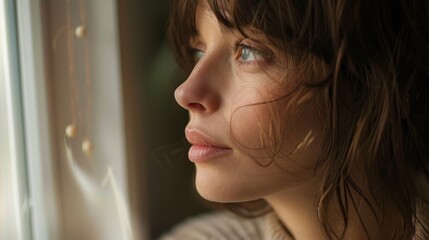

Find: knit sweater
<box><xmin>159</xmin><ymin>203</ymin><xmax>429</xmax><ymax>240</ymax></box>
<box><xmin>159</xmin><ymin>211</ymin><xmax>291</xmax><ymax>240</ymax></box>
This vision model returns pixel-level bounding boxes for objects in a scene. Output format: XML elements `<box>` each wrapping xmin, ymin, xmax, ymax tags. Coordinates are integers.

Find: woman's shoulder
<box><xmin>158</xmin><ymin>211</ymin><xmax>270</xmax><ymax>240</ymax></box>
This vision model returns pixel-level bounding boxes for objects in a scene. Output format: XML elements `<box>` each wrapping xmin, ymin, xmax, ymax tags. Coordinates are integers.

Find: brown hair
<box><xmin>167</xmin><ymin>0</ymin><xmax>429</xmax><ymax>239</ymax></box>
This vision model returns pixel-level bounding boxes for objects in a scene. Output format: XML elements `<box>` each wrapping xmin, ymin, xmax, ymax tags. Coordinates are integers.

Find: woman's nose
<box><xmin>174</xmin><ymin>58</ymin><xmax>222</xmax><ymax>114</ymax></box>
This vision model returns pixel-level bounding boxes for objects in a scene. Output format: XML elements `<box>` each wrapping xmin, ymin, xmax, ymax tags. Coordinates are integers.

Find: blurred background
<box><xmin>0</xmin><ymin>0</ymin><xmax>211</xmax><ymax>239</ymax></box>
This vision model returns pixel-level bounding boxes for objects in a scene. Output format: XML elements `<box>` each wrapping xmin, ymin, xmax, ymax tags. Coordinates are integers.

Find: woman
<box><xmin>161</xmin><ymin>0</ymin><xmax>429</xmax><ymax>239</ymax></box>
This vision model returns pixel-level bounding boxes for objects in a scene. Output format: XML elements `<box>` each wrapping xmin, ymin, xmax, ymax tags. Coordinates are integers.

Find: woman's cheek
<box><xmin>229</xmin><ymin>87</ymin><xmax>273</xmax><ymax>149</ymax></box>
<box><xmin>229</xmin><ymin>101</ymin><xmax>288</xmax><ymax>169</ymax></box>
<box><xmin>229</xmin><ymin>90</ymin><xmax>324</xmax><ymax>171</ymax></box>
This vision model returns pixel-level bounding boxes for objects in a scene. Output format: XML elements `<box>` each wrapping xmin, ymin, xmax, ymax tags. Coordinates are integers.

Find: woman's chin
<box><xmin>194</xmin><ymin>178</ymin><xmax>261</xmax><ymax>203</ymax></box>
<box><xmin>196</xmin><ymin>189</ymin><xmax>255</xmax><ymax>203</ymax></box>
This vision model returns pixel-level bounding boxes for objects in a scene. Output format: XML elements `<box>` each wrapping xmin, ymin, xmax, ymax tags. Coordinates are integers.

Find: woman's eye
<box><xmin>236</xmin><ymin>45</ymin><xmax>266</xmax><ymax>64</ymax></box>
<box><xmin>193</xmin><ymin>49</ymin><xmax>204</xmax><ymax>62</ymax></box>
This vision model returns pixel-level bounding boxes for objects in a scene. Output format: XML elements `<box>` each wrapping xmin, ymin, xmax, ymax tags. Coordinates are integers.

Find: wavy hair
<box><xmin>167</xmin><ymin>0</ymin><xmax>429</xmax><ymax>239</ymax></box>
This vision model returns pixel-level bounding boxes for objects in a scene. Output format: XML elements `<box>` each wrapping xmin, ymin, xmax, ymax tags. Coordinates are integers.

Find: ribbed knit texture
<box><xmin>159</xmin><ymin>211</ymin><xmax>292</xmax><ymax>240</ymax></box>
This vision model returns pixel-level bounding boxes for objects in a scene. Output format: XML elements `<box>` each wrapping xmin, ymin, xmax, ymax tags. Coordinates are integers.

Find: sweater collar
<box><xmin>263</xmin><ymin>212</ymin><xmax>294</xmax><ymax>240</ymax></box>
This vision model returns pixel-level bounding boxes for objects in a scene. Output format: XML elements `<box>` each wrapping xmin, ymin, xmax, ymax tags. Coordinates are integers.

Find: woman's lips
<box><xmin>188</xmin><ymin>145</ymin><xmax>231</xmax><ymax>162</ymax></box>
<box><xmin>185</xmin><ymin>129</ymin><xmax>232</xmax><ymax>162</ymax></box>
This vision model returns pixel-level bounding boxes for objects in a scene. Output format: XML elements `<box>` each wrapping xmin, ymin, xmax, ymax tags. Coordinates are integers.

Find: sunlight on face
<box><xmin>174</xmin><ymin>3</ymin><xmax>325</xmax><ymax>203</ymax></box>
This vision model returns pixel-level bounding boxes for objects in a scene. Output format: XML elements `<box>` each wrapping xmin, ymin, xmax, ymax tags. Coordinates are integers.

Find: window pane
<box><xmin>0</xmin><ymin>1</ymin><xmax>32</xmax><ymax>239</ymax></box>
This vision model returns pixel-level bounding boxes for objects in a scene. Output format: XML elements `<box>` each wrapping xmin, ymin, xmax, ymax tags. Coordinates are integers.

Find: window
<box><xmin>1</xmin><ymin>0</ymin><xmax>203</xmax><ymax>239</ymax></box>
<box><xmin>1</xmin><ymin>0</ymin><xmax>143</xmax><ymax>239</ymax></box>
<box><xmin>0</xmin><ymin>1</ymin><xmax>32</xmax><ymax>239</ymax></box>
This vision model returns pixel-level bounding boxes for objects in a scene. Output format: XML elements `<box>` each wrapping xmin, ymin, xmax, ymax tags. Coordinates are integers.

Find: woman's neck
<box><xmin>264</xmin><ymin>175</ymin><xmax>388</xmax><ymax>240</ymax></box>
<box><xmin>264</xmin><ymin>176</ymin><xmax>326</xmax><ymax>240</ymax></box>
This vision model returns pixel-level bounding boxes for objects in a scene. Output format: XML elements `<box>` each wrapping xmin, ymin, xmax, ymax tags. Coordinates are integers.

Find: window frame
<box><xmin>0</xmin><ymin>0</ymin><xmax>34</xmax><ymax>239</ymax></box>
<box><xmin>15</xmin><ymin>0</ymin><xmax>61</xmax><ymax>239</ymax></box>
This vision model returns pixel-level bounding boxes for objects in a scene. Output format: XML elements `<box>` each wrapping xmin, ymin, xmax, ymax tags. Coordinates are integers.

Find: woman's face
<box><xmin>175</xmin><ymin>4</ymin><xmax>325</xmax><ymax>203</ymax></box>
